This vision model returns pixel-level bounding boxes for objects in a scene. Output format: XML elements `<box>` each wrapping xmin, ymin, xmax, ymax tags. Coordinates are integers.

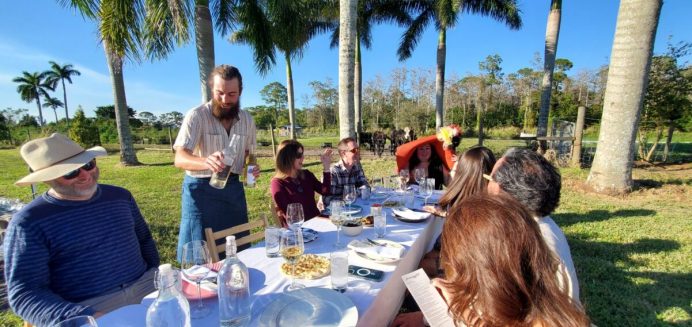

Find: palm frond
<box><xmin>143</xmin><ymin>0</ymin><xmax>192</xmax><ymax>60</ymax></box>
<box><xmin>99</xmin><ymin>0</ymin><xmax>145</xmax><ymax>62</ymax></box>
<box><xmin>212</xmin><ymin>0</ymin><xmax>239</xmax><ymax>35</ymax></box>
<box><xmin>397</xmin><ymin>7</ymin><xmax>433</xmax><ymax>61</ymax></box>
<box><xmin>459</xmin><ymin>0</ymin><xmax>522</xmax><ymax>29</ymax></box>
<box><xmin>57</xmin><ymin>0</ymin><xmax>100</xmax><ymax>19</ymax></box>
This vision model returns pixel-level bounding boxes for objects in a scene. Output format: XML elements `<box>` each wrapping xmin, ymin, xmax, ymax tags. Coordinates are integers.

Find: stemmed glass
<box><xmin>286</xmin><ymin>203</ymin><xmax>305</xmax><ymax>231</ymax></box>
<box><xmin>414</xmin><ymin>168</ymin><xmax>427</xmax><ymax>187</ymax></box>
<box><xmin>54</xmin><ymin>315</ymin><xmax>98</xmax><ymax>327</ymax></box>
<box><xmin>398</xmin><ymin>169</ymin><xmax>410</xmax><ymax>191</ymax></box>
<box><xmin>181</xmin><ymin>240</ymin><xmax>212</xmax><ymax>319</ymax></box>
<box><xmin>280</xmin><ymin>229</ymin><xmax>305</xmax><ymax>291</ymax></box>
<box><xmin>343</xmin><ymin>185</ymin><xmax>357</xmax><ymax>210</ymax></box>
<box><xmin>330</xmin><ymin>200</ymin><xmax>345</xmax><ymax>248</ymax></box>
<box><xmin>422</xmin><ymin>178</ymin><xmax>435</xmax><ymax>205</ymax></box>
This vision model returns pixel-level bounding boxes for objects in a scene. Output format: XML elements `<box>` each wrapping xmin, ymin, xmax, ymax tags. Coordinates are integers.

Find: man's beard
<box><xmin>212</xmin><ymin>99</ymin><xmax>240</xmax><ymax>120</ymax></box>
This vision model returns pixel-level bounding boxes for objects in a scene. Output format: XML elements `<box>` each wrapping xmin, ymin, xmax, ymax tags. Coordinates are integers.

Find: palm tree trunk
<box><xmin>537</xmin><ymin>0</ymin><xmax>562</xmax><ymax>151</ymax></box>
<box><xmin>285</xmin><ymin>53</ymin><xmax>296</xmax><ymax>140</ymax></box>
<box><xmin>338</xmin><ymin>0</ymin><xmax>356</xmax><ymax>139</ymax></box>
<box><xmin>663</xmin><ymin>119</ymin><xmax>674</xmax><ymax>162</ymax></box>
<box><xmin>354</xmin><ymin>37</ymin><xmax>362</xmax><ymax>140</ymax></box>
<box><xmin>195</xmin><ymin>1</ymin><xmax>215</xmax><ymax>103</ymax></box>
<box><xmin>61</xmin><ymin>79</ymin><xmax>70</xmax><ymax>126</ymax></box>
<box><xmin>586</xmin><ymin>0</ymin><xmax>662</xmax><ymax>194</ymax></box>
<box><xmin>34</xmin><ymin>95</ymin><xmax>44</xmax><ymax>127</ymax></box>
<box><xmin>104</xmin><ymin>44</ymin><xmax>139</xmax><ymax>165</ymax></box>
<box><xmin>53</xmin><ymin>108</ymin><xmax>59</xmax><ymax>124</ymax></box>
<box><xmin>435</xmin><ymin>28</ymin><xmax>446</xmax><ymax>130</ymax></box>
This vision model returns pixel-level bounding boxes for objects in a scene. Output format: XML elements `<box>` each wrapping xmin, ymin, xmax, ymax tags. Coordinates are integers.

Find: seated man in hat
<box><xmin>4</xmin><ymin>133</ymin><xmax>160</xmax><ymax>326</ymax></box>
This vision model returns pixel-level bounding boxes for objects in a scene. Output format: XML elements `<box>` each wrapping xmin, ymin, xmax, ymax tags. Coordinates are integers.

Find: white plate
<box><xmin>257</xmin><ymin>287</ymin><xmax>358</xmax><ymax>327</ymax></box>
<box><xmin>341</xmin><ymin>204</ymin><xmax>364</xmax><ymax>216</ymax></box>
<box><xmin>352</xmin><ymin>239</ymin><xmax>405</xmax><ymax>264</ymax></box>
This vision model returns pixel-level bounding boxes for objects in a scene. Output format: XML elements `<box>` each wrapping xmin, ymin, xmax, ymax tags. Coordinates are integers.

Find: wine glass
<box><xmin>286</xmin><ymin>203</ymin><xmax>305</xmax><ymax>231</ymax></box>
<box><xmin>181</xmin><ymin>240</ymin><xmax>212</xmax><ymax>318</ymax></box>
<box><xmin>330</xmin><ymin>200</ymin><xmax>345</xmax><ymax>248</ymax></box>
<box><xmin>280</xmin><ymin>229</ymin><xmax>305</xmax><ymax>291</ymax></box>
<box><xmin>398</xmin><ymin>169</ymin><xmax>410</xmax><ymax>191</ymax></box>
<box><xmin>414</xmin><ymin>168</ymin><xmax>427</xmax><ymax>187</ymax></box>
<box><xmin>343</xmin><ymin>185</ymin><xmax>357</xmax><ymax>210</ymax></box>
<box><xmin>423</xmin><ymin>178</ymin><xmax>435</xmax><ymax>205</ymax></box>
<box><xmin>54</xmin><ymin>315</ymin><xmax>98</xmax><ymax>327</ymax></box>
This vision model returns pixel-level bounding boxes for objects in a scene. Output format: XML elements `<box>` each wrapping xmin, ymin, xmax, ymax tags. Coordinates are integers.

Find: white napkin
<box><xmin>181</xmin><ymin>267</ymin><xmax>218</xmax><ymax>292</ymax></box>
<box><xmin>348</xmin><ymin>240</ymin><xmax>404</xmax><ymax>260</ymax></box>
<box><xmin>392</xmin><ymin>207</ymin><xmax>431</xmax><ymax>221</ymax></box>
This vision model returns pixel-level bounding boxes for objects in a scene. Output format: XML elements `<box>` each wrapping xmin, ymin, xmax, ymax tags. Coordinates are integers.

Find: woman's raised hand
<box><xmin>320</xmin><ymin>148</ymin><xmax>333</xmax><ymax>170</ymax></box>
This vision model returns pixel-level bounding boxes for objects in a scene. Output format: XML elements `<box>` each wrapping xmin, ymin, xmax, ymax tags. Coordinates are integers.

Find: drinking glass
<box><xmin>286</xmin><ymin>203</ymin><xmax>305</xmax><ymax>231</ymax></box>
<box><xmin>343</xmin><ymin>185</ymin><xmax>357</xmax><ymax>210</ymax></box>
<box><xmin>423</xmin><ymin>178</ymin><xmax>435</xmax><ymax>205</ymax></box>
<box><xmin>264</xmin><ymin>226</ymin><xmax>281</xmax><ymax>258</ymax></box>
<box><xmin>330</xmin><ymin>251</ymin><xmax>349</xmax><ymax>293</ymax></box>
<box><xmin>330</xmin><ymin>200</ymin><xmax>344</xmax><ymax>248</ymax></box>
<box><xmin>398</xmin><ymin>169</ymin><xmax>410</xmax><ymax>191</ymax></box>
<box><xmin>373</xmin><ymin>207</ymin><xmax>386</xmax><ymax>238</ymax></box>
<box><xmin>414</xmin><ymin>168</ymin><xmax>427</xmax><ymax>186</ymax></box>
<box><xmin>54</xmin><ymin>315</ymin><xmax>98</xmax><ymax>327</ymax></box>
<box><xmin>280</xmin><ymin>229</ymin><xmax>305</xmax><ymax>291</ymax></box>
<box><xmin>181</xmin><ymin>240</ymin><xmax>212</xmax><ymax>318</ymax></box>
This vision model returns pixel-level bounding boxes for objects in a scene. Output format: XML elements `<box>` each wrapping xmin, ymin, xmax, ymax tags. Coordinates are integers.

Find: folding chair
<box><xmin>204</xmin><ymin>220</ymin><xmax>266</xmax><ymax>262</ymax></box>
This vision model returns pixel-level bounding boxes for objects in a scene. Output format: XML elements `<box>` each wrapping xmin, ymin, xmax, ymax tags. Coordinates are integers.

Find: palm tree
<box><xmin>586</xmin><ymin>0</ymin><xmax>663</xmax><ymax>194</ymax></box>
<box><xmin>232</xmin><ymin>0</ymin><xmax>332</xmax><ymax>140</ymax></box>
<box><xmin>329</xmin><ymin>0</ymin><xmax>411</xmax><ymax>138</ymax></box>
<box><xmin>43</xmin><ymin>96</ymin><xmax>64</xmax><ymax>124</ymax></box>
<box><xmin>339</xmin><ymin>0</ymin><xmax>357</xmax><ymax>139</ymax></box>
<box><xmin>59</xmin><ymin>0</ymin><xmax>189</xmax><ymax>165</ymax></box>
<box><xmin>398</xmin><ymin>0</ymin><xmax>522</xmax><ymax>129</ymax></box>
<box><xmin>536</xmin><ymin>0</ymin><xmax>562</xmax><ymax>151</ymax></box>
<box><xmin>12</xmin><ymin>71</ymin><xmax>53</xmax><ymax>127</ymax></box>
<box><xmin>45</xmin><ymin>61</ymin><xmax>81</xmax><ymax>126</ymax></box>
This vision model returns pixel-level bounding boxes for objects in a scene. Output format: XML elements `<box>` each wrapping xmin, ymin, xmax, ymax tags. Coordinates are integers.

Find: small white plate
<box><xmin>351</xmin><ymin>239</ymin><xmax>405</xmax><ymax>264</ymax></box>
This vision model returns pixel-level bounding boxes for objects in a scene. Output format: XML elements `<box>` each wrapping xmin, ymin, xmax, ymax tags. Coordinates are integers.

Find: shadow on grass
<box><xmin>141</xmin><ymin>162</ymin><xmax>175</xmax><ymax>167</ymax></box>
<box><xmin>569</xmin><ymin>235</ymin><xmax>690</xmax><ymax>326</ymax></box>
<box><xmin>554</xmin><ymin>209</ymin><xmax>657</xmax><ymax>227</ymax></box>
<box><xmin>633</xmin><ymin>178</ymin><xmax>692</xmax><ymax>189</ymax></box>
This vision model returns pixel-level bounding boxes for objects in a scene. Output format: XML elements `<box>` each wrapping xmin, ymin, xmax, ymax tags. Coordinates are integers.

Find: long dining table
<box><xmin>97</xmin><ymin>193</ymin><xmax>444</xmax><ymax>326</ymax></box>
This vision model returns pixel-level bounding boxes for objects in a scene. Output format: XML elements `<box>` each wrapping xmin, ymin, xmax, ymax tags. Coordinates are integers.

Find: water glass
<box><xmin>360</xmin><ymin>185</ymin><xmax>371</xmax><ymax>200</ymax></box>
<box><xmin>54</xmin><ymin>315</ymin><xmax>98</xmax><ymax>327</ymax></box>
<box><xmin>398</xmin><ymin>169</ymin><xmax>410</xmax><ymax>191</ymax></box>
<box><xmin>374</xmin><ymin>212</ymin><xmax>386</xmax><ymax>238</ymax></box>
<box><xmin>330</xmin><ymin>251</ymin><xmax>349</xmax><ymax>293</ymax></box>
<box><xmin>414</xmin><ymin>168</ymin><xmax>427</xmax><ymax>186</ymax></box>
<box><xmin>286</xmin><ymin>203</ymin><xmax>305</xmax><ymax>230</ymax></box>
<box><xmin>265</xmin><ymin>226</ymin><xmax>281</xmax><ymax>258</ymax></box>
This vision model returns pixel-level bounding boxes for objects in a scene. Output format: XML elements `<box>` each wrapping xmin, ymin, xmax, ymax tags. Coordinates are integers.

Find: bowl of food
<box><xmin>341</xmin><ymin>220</ymin><xmax>364</xmax><ymax>236</ymax></box>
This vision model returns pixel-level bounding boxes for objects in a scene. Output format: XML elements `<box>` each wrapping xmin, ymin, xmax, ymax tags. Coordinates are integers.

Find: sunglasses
<box><xmin>341</xmin><ymin>147</ymin><xmax>359</xmax><ymax>154</ymax></box>
<box><xmin>296</xmin><ymin>152</ymin><xmax>304</xmax><ymax>159</ymax></box>
<box><xmin>62</xmin><ymin>159</ymin><xmax>97</xmax><ymax>180</ymax></box>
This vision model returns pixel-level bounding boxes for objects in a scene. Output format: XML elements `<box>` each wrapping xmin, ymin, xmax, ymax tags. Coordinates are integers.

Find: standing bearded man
<box><xmin>173</xmin><ymin>65</ymin><xmax>259</xmax><ymax>261</ymax></box>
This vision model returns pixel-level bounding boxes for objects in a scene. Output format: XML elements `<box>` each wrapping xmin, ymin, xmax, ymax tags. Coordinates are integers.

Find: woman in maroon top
<box><xmin>270</xmin><ymin>140</ymin><xmax>333</xmax><ymax>227</ymax></box>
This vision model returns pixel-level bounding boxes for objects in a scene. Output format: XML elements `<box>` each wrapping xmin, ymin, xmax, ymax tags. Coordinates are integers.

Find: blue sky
<box><xmin>1</xmin><ymin>0</ymin><xmax>690</xmax><ymax>118</ymax></box>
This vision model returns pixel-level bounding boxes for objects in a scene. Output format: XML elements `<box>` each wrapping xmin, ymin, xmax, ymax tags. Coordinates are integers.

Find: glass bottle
<box><xmin>218</xmin><ymin>236</ymin><xmax>251</xmax><ymax>326</ymax></box>
<box><xmin>244</xmin><ymin>149</ymin><xmax>257</xmax><ymax>188</ymax></box>
<box><xmin>146</xmin><ymin>264</ymin><xmax>191</xmax><ymax>327</ymax></box>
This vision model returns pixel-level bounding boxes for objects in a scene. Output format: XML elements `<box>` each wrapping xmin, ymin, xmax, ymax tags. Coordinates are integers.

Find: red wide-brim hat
<box><xmin>395</xmin><ymin>135</ymin><xmax>455</xmax><ymax>172</ymax></box>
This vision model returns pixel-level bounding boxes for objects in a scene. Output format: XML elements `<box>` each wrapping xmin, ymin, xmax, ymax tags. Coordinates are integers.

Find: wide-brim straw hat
<box><xmin>15</xmin><ymin>133</ymin><xmax>107</xmax><ymax>186</ymax></box>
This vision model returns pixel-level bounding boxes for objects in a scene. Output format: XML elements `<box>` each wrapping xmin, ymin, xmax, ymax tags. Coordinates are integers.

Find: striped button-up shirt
<box><xmin>174</xmin><ymin>101</ymin><xmax>257</xmax><ymax>178</ymax></box>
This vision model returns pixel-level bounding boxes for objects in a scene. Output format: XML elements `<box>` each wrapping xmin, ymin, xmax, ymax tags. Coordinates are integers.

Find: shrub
<box><xmin>486</xmin><ymin>126</ymin><xmax>521</xmax><ymax>139</ymax></box>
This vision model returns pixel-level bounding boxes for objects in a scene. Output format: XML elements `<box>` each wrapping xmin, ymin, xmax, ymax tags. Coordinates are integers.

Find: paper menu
<box><xmin>401</xmin><ymin>269</ymin><xmax>455</xmax><ymax>327</ymax></box>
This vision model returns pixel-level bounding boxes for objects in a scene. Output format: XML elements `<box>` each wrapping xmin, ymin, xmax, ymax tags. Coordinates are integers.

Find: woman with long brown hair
<box><xmin>436</xmin><ymin>194</ymin><xmax>589</xmax><ymax>327</ymax></box>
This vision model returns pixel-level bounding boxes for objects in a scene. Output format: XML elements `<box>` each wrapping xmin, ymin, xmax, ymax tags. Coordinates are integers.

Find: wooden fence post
<box><xmin>571</xmin><ymin>106</ymin><xmax>586</xmax><ymax>167</ymax></box>
<box><xmin>269</xmin><ymin>124</ymin><xmax>277</xmax><ymax>158</ymax></box>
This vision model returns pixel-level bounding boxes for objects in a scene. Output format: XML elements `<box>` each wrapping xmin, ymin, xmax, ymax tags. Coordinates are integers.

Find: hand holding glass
<box><xmin>280</xmin><ymin>229</ymin><xmax>305</xmax><ymax>291</ymax></box>
<box><xmin>181</xmin><ymin>240</ymin><xmax>212</xmax><ymax>318</ymax></box>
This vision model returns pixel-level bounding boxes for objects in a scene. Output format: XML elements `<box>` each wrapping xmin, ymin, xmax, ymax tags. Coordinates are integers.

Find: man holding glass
<box><xmin>5</xmin><ymin>133</ymin><xmax>159</xmax><ymax>326</ymax></box>
<box><xmin>174</xmin><ymin>64</ymin><xmax>260</xmax><ymax>261</ymax></box>
<box><xmin>323</xmin><ymin>137</ymin><xmax>369</xmax><ymax>206</ymax></box>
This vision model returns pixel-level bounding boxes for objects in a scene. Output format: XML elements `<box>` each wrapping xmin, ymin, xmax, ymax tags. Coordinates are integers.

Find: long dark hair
<box><xmin>440</xmin><ymin>195</ymin><xmax>589</xmax><ymax>327</ymax></box>
<box><xmin>274</xmin><ymin>140</ymin><xmax>303</xmax><ymax>180</ymax></box>
<box><xmin>408</xmin><ymin>142</ymin><xmax>444</xmax><ymax>189</ymax></box>
<box><xmin>438</xmin><ymin>146</ymin><xmax>495</xmax><ymax>209</ymax></box>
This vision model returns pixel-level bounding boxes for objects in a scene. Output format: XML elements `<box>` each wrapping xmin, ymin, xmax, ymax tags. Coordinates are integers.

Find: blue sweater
<box><xmin>4</xmin><ymin>185</ymin><xmax>160</xmax><ymax>326</ymax></box>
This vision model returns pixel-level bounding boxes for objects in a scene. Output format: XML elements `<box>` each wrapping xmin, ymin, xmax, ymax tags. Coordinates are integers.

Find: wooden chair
<box><xmin>23</xmin><ymin>322</ymin><xmax>33</xmax><ymax>327</ymax></box>
<box><xmin>204</xmin><ymin>220</ymin><xmax>266</xmax><ymax>262</ymax></box>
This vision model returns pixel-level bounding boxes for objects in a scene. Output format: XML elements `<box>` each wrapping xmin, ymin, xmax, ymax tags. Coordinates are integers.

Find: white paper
<box><xmin>401</xmin><ymin>269</ymin><xmax>455</xmax><ymax>327</ymax></box>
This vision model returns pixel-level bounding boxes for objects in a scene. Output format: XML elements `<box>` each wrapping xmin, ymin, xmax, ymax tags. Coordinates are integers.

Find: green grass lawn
<box><xmin>0</xmin><ymin>139</ymin><xmax>690</xmax><ymax>326</ymax></box>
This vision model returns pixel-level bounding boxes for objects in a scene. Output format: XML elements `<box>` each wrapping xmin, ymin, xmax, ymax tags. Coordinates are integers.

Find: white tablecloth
<box><xmin>97</xmin><ymin>196</ymin><xmax>443</xmax><ymax>326</ymax></box>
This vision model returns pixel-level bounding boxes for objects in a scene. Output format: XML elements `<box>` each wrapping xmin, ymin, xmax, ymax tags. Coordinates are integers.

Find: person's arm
<box><xmin>174</xmin><ymin>147</ymin><xmax>225</xmax><ymax>173</ymax></box>
<box><xmin>355</xmin><ymin>163</ymin><xmax>369</xmax><ymax>188</ymax></box>
<box><xmin>391</xmin><ymin>311</ymin><xmax>427</xmax><ymax>327</ymax></box>
<box><xmin>270</xmin><ymin>178</ymin><xmax>290</xmax><ymax>228</ymax></box>
<box><xmin>4</xmin><ymin>221</ymin><xmax>94</xmax><ymax>326</ymax></box>
<box><xmin>129</xmin><ymin>193</ymin><xmax>160</xmax><ymax>269</ymax></box>
<box><xmin>314</xmin><ymin>148</ymin><xmax>332</xmax><ymax>195</ymax></box>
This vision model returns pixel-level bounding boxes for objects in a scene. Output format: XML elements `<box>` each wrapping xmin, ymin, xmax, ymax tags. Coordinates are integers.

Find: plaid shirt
<box><xmin>324</xmin><ymin>161</ymin><xmax>369</xmax><ymax>205</ymax></box>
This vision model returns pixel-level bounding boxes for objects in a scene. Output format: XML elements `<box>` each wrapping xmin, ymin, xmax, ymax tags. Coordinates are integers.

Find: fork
<box><xmin>366</xmin><ymin>238</ymin><xmax>385</xmax><ymax>247</ymax></box>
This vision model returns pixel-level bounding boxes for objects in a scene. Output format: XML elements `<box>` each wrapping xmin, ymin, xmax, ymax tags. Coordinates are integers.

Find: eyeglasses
<box><xmin>482</xmin><ymin>174</ymin><xmax>494</xmax><ymax>182</ymax></box>
<box><xmin>62</xmin><ymin>159</ymin><xmax>97</xmax><ymax>180</ymax></box>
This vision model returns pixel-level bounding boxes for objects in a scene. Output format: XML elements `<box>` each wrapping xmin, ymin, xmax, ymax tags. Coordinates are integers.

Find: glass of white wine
<box><xmin>280</xmin><ymin>229</ymin><xmax>305</xmax><ymax>291</ymax></box>
<box><xmin>330</xmin><ymin>200</ymin><xmax>345</xmax><ymax>248</ymax></box>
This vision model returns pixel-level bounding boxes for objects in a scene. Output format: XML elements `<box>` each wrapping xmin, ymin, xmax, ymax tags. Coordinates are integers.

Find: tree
<box><xmin>138</xmin><ymin>111</ymin><xmax>158</xmax><ymax>126</ymax></box>
<box><xmin>477</xmin><ymin>54</ymin><xmax>504</xmax><ymax>144</ymax></box>
<box><xmin>69</xmin><ymin>109</ymin><xmax>101</xmax><ymax>147</ymax></box>
<box><xmin>159</xmin><ymin>111</ymin><xmax>184</xmax><ymax>128</ymax></box>
<box><xmin>339</xmin><ymin>0</ymin><xmax>357</xmax><ymax>139</ymax></box>
<box><xmin>12</xmin><ymin>71</ymin><xmax>54</xmax><ymax>127</ymax></box>
<box><xmin>259</xmin><ymin>81</ymin><xmax>288</xmax><ymax>125</ymax></box>
<box><xmin>43</xmin><ymin>96</ymin><xmax>64</xmax><ymax>124</ymax></box>
<box><xmin>95</xmin><ymin>105</ymin><xmax>136</xmax><ymax>120</ymax></box>
<box><xmin>536</xmin><ymin>0</ymin><xmax>562</xmax><ymax>150</ymax></box>
<box><xmin>232</xmin><ymin>0</ymin><xmax>332</xmax><ymax>140</ymax></box>
<box><xmin>18</xmin><ymin>114</ymin><xmax>39</xmax><ymax>127</ymax></box>
<box><xmin>586</xmin><ymin>0</ymin><xmax>663</xmax><ymax>194</ymax></box>
<box><xmin>398</xmin><ymin>0</ymin><xmax>522</xmax><ymax>130</ymax></box>
<box><xmin>45</xmin><ymin>61</ymin><xmax>81</xmax><ymax>126</ymax></box>
<box><xmin>59</xmin><ymin>0</ymin><xmax>189</xmax><ymax>165</ymax></box>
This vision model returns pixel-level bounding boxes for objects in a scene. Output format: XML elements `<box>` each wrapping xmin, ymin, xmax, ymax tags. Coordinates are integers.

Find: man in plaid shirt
<box><xmin>324</xmin><ymin>137</ymin><xmax>370</xmax><ymax>206</ymax></box>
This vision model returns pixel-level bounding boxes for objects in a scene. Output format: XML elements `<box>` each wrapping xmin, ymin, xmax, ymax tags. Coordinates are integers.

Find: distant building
<box><xmin>279</xmin><ymin>125</ymin><xmax>302</xmax><ymax>137</ymax></box>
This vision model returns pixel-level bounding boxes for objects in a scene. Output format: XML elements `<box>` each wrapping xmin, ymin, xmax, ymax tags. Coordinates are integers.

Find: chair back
<box><xmin>204</xmin><ymin>219</ymin><xmax>266</xmax><ymax>262</ymax></box>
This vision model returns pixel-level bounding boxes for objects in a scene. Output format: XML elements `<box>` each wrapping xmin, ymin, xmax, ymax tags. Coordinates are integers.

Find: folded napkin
<box><xmin>348</xmin><ymin>240</ymin><xmax>405</xmax><ymax>260</ymax></box>
<box><xmin>392</xmin><ymin>207</ymin><xmax>431</xmax><ymax>221</ymax></box>
<box><xmin>181</xmin><ymin>266</ymin><xmax>218</xmax><ymax>292</ymax></box>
